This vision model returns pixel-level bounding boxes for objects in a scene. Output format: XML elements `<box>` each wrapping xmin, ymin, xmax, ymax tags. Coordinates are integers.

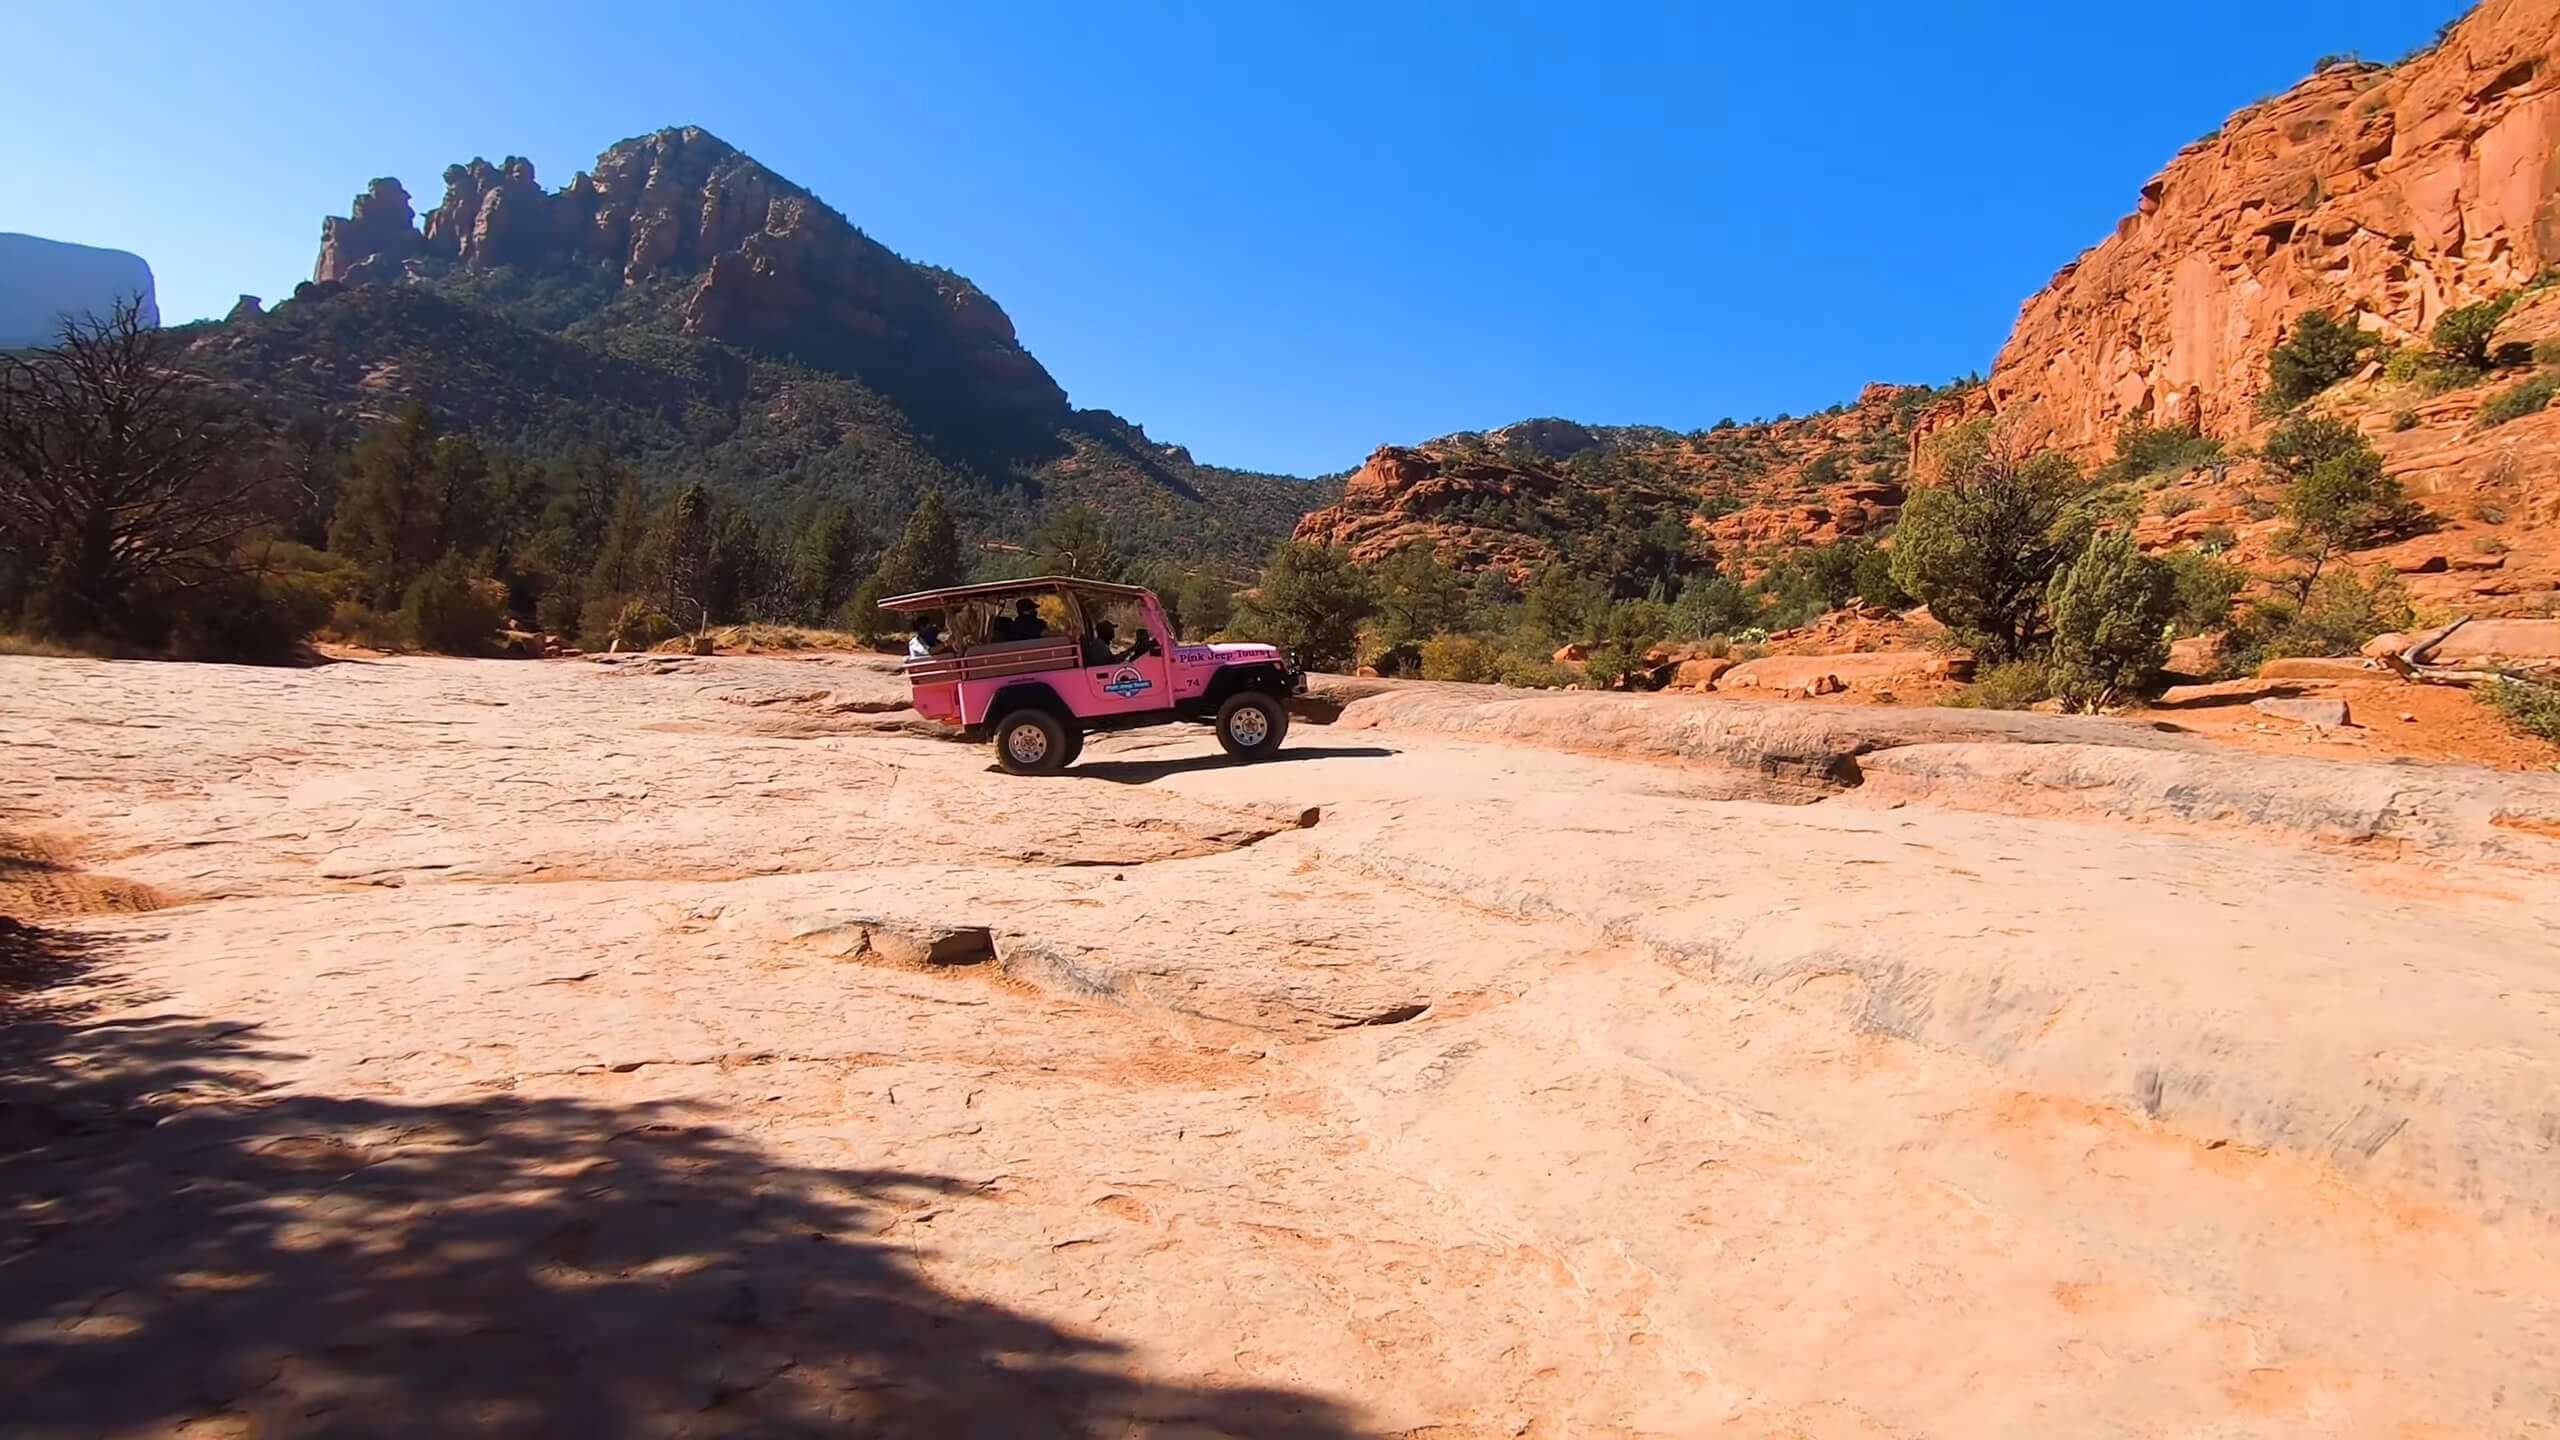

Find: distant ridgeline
<box><xmin>174</xmin><ymin>127</ymin><xmax>1318</xmax><ymax>566</ymax></box>
<box><xmin>0</xmin><ymin>233</ymin><xmax>158</xmax><ymax>349</ymax></box>
<box><xmin>1294</xmin><ymin>382</ymin><xmax>1973</xmax><ymax>592</ymax></box>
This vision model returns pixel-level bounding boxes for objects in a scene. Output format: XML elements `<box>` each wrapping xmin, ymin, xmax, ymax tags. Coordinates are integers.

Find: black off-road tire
<box><xmin>993</xmin><ymin>708</ymin><xmax>1070</xmax><ymax>775</ymax></box>
<box><xmin>1214</xmin><ymin>691</ymin><xmax>1289</xmax><ymax>759</ymax></box>
<box><xmin>1058</xmin><ymin>727</ymin><xmax>1086</xmax><ymax>768</ymax></box>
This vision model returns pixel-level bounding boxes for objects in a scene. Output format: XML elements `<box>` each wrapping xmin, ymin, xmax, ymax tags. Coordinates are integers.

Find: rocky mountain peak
<box><xmin>310</xmin><ymin>127</ymin><xmax>1066</xmax><ymax>416</ymax></box>
<box><xmin>1484</xmin><ymin>418</ymin><xmax>1603</xmax><ymax>462</ymax></box>
<box><xmin>314</xmin><ymin>178</ymin><xmax>424</xmax><ymax>284</ymax></box>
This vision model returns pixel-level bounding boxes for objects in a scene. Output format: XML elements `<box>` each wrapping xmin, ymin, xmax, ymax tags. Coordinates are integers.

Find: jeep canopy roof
<box><xmin>875</xmin><ymin>575</ymin><xmax>1152</xmax><ymax>613</ymax></box>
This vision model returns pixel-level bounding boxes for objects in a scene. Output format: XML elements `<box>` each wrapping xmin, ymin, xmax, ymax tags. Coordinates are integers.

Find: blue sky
<box><xmin>4</xmin><ymin>1</ymin><xmax>2465</xmax><ymax>477</ymax></box>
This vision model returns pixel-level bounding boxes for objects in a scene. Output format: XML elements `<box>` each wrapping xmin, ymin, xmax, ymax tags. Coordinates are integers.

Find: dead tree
<box><xmin>2376</xmin><ymin>617</ymin><xmax>2560</xmax><ymax>687</ymax></box>
<box><xmin>0</xmin><ymin>298</ymin><xmax>278</xmax><ymax>638</ymax></box>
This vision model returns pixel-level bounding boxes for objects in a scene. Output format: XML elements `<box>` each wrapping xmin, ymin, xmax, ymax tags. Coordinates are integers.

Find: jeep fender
<box><xmin>1184</xmin><ymin>662</ymin><xmax>1296</xmax><ymax>719</ymax></box>
<box><xmin>980</xmin><ymin>681</ymin><xmax>1075</xmax><ymax>734</ymax></box>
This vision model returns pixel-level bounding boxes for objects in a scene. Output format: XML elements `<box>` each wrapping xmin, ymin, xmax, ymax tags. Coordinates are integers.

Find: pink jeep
<box><xmin>881</xmin><ymin>576</ymin><xmax>1305</xmax><ymax>774</ymax></box>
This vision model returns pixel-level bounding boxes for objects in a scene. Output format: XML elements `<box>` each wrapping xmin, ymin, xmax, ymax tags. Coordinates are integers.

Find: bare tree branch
<box><xmin>0</xmin><ymin>297</ymin><xmax>285</xmax><ymax>641</ymax></box>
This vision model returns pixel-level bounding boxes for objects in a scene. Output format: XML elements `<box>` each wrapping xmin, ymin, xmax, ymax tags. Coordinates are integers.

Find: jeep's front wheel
<box><xmin>1214</xmin><ymin>692</ymin><xmax>1288</xmax><ymax>759</ymax></box>
<box><xmin>993</xmin><ymin>708</ymin><xmax>1069</xmax><ymax>775</ymax></box>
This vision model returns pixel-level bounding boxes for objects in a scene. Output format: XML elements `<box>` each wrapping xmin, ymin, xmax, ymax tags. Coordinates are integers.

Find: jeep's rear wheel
<box><xmin>1215</xmin><ymin>692</ymin><xmax>1288</xmax><ymax>758</ymax></box>
<box><xmin>994</xmin><ymin>708</ymin><xmax>1069</xmax><ymax>775</ymax></box>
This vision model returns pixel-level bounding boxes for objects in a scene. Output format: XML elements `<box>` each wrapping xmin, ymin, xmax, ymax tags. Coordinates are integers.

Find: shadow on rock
<box><xmin>1065</xmin><ymin>746</ymin><xmax>1399</xmax><ymax>786</ymax></box>
<box><xmin>1</xmin><ymin>925</ymin><xmax>1374</xmax><ymax>1439</ymax></box>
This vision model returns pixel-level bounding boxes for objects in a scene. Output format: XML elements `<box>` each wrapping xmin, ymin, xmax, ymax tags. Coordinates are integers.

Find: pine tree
<box><xmin>1369</xmin><ymin>544</ymin><xmax>1471</xmax><ymax>647</ymax></box>
<box><xmin>2265</xmin><ymin>418</ymin><xmax>2410</xmax><ymax>595</ymax></box>
<box><xmin>1888</xmin><ymin>425</ymin><xmax>2091</xmax><ymax>663</ymax></box>
<box><xmin>2047</xmin><ymin>532</ymin><xmax>2174</xmax><ymax>711</ymax></box>
<box><xmin>784</xmin><ymin>503</ymin><xmax>869</xmax><ymax>622</ymax></box>
<box><xmin>328</xmin><ymin>403</ymin><xmax>440</xmax><ymax>606</ymax></box>
<box><xmin>700</xmin><ymin>508</ymin><xmax>765</xmax><ymax>624</ymax></box>
<box><xmin>328</xmin><ymin>403</ymin><xmax>490</xmax><ymax>607</ymax></box>
<box><xmin>2262</xmin><ymin>310</ymin><xmax>2369</xmax><ymax>410</ymax></box>
<box><xmin>876</xmin><ymin>490</ymin><xmax>964</xmax><ymax>595</ymax></box>
<box><xmin>655</xmin><ymin>482</ymin><xmax>715</xmax><ymax>628</ymax></box>
<box><xmin>1033</xmin><ymin>503</ymin><xmax>1125</xmax><ymax>580</ymax></box>
<box><xmin>1234</xmin><ymin>542</ymin><xmax>1372</xmax><ymax>671</ymax></box>
<box><xmin>581</xmin><ymin>478</ymin><xmax>650</xmax><ymax>616</ymax></box>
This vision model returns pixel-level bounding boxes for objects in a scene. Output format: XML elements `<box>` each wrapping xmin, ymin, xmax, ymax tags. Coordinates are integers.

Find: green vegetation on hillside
<box><xmin>1255</xmin><ymin>391</ymin><xmax>2439</xmax><ymax>716</ymax></box>
<box><xmin>2479</xmin><ymin>372</ymin><xmax>2558</xmax><ymax>427</ymax></box>
<box><xmin>2097</xmin><ymin>421</ymin><xmax>2224</xmax><ymax>489</ymax></box>
<box><xmin>0</xmin><ymin>299</ymin><xmax>1290</xmax><ymax>660</ymax></box>
<box><xmin>1233</xmin><ymin>543</ymin><xmax>1373</xmax><ymax>673</ymax></box>
<box><xmin>2262</xmin><ymin>416</ymin><xmax>2418</xmax><ymax>593</ymax></box>
<box><xmin>2429</xmin><ymin>295</ymin><xmax>2524</xmax><ymax>374</ymax></box>
<box><xmin>177</xmin><ymin>269</ymin><xmax>1316</xmax><ymax>575</ymax></box>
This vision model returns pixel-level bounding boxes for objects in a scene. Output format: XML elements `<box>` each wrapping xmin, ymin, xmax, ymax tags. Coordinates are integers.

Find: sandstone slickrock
<box><xmin>2257</xmin><ymin>656</ymin><xmax>2388</xmax><ymax>679</ymax></box>
<box><xmin>1333</xmin><ymin>680</ymin><xmax>2560</xmax><ymax>858</ymax></box>
<box><xmin>1332</xmin><ymin>682</ymin><xmax>2215</xmax><ymax>799</ymax></box>
<box><xmin>2427</xmin><ymin>616</ymin><xmax>2560</xmax><ymax>664</ymax></box>
<box><xmin>2252</xmin><ymin>695</ymin><xmax>2355</xmax><ymax>727</ymax></box>
<box><xmin>1668</xmin><ymin>655</ymin><xmax>1733</xmax><ymax>689</ymax></box>
<box><xmin>1713</xmin><ymin>651</ymin><xmax>1940</xmax><ymax>694</ymax></box>
<box><xmin>6</xmin><ymin>653</ymin><xmax>2560</xmax><ymax>1434</ymax></box>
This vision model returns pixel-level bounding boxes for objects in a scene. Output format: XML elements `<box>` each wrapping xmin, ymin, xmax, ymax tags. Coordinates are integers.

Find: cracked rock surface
<box><xmin>5</xmin><ymin>653</ymin><xmax>2558</xmax><ymax>1437</ymax></box>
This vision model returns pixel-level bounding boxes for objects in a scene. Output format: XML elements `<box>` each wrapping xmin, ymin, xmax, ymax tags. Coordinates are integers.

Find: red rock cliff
<box><xmin>1986</xmin><ymin>0</ymin><xmax>2560</xmax><ymax>449</ymax></box>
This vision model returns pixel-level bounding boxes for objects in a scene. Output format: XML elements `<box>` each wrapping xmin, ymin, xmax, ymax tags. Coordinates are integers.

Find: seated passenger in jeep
<box><xmin>1080</xmin><ymin>618</ymin><xmax>1155</xmax><ymax>666</ymax></box>
<box><xmin>1080</xmin><ymin>618</ymin><xmax>1117</xmax><ymax>666</ymax></box>
<box><xmin>993</xmin><ymin>597</ymin><xmax>1048</xmax><ymax>642</ymax></box>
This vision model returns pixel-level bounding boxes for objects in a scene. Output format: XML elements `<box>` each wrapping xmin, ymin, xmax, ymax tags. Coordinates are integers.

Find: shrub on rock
<box><xmin>1889</xmin><ymin>425</ymin><xmax>2091</xmax><ymax>663</ymax></box>
<box><xmin>2261</xmin><ymin>310</ymin><xmax>2370</xmax><ymax>410</ymax></box>
<box><xmin>1419</xmin><ymin>633</ymin><xmax>1502</xmax><ymax>683</ymax></box>
<box><xmin>2047</xmin><ymin>532</ymin><xmax>2175</xmax><ymax>711</ymax></box>
<box><xmin>399</xmin><ymin>553</ymin><xmax>504</xmax><ymax>655</ymax></box>
<box><xmin>2479</xmin><ymin>676</ymin><xmax>2560</xmax><ymax>744</ymax></box>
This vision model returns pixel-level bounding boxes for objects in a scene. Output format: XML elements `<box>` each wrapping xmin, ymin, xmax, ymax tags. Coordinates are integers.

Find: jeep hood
<box><xmin>1198</xmin><ymin>641</ymin><xmax>1285</xmax><ymax>664</ymax></box>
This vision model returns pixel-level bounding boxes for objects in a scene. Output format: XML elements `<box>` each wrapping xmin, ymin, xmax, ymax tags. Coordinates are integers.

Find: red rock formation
<box><xmin>1294</xmin><ymin>445</ymin><xmax>1580</xmax><ymax>573</ymax></box>
<box><xmin>1296</xmin><ymin>386</ymin><xmax>1937</xmax><ymax>575</ymax></box>
<box><xmin>311</xmin><ymin>128</ymin><xmax>1066</xmax><ymax>415</ymax></box>
<box><xmin>420</xmin><ymin>156</ymin><xmax>553</xmax><ymax>269</ymax></box>
<box><xmin>1985</xmin><ymin>0</ymin><xmax>2560</xmax><ymax>450</ymax></box>
<box><xmin>314</xmin><ymin>179</ymin><xmax>423</xmax><ymax>286</ymax></box>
